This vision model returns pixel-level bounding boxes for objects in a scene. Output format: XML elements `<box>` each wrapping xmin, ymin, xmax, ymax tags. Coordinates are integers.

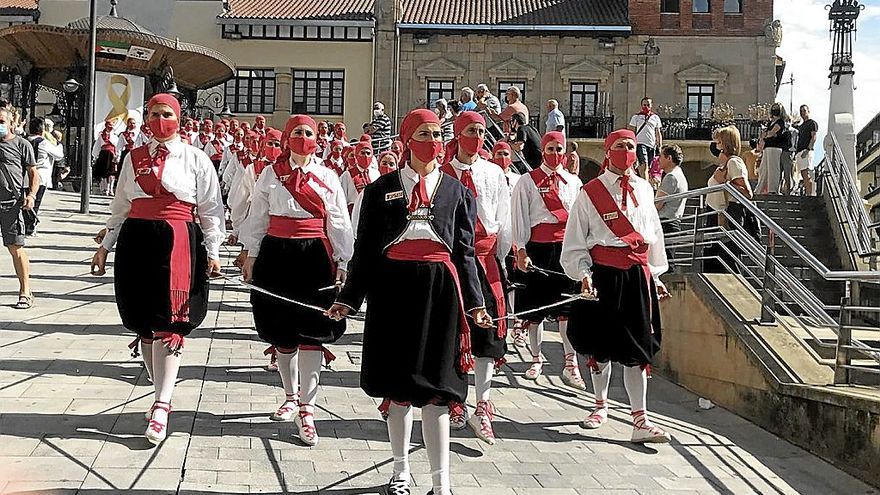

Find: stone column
<box><xmin>373</xmin><ymin>0</ymin><xmax>401</xmax><ymax>123</ymax></box>
<box><xmin>273</xmin><ymin>67</ymin><xmax>292</xmax><ymax>128</ymax></box>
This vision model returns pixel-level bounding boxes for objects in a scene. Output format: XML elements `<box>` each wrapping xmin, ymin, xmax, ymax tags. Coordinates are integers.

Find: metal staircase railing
<box><xmin>659</xmin><ymin>184</ymin><xmax>880</xmax><ymax>385</ymax></box>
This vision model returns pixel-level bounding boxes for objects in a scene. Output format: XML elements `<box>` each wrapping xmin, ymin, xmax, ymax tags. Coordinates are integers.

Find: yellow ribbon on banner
<box><xmin>104</xmin><ymin>74</ymin><xmax>131</xmax><ymax>123</ymax></box>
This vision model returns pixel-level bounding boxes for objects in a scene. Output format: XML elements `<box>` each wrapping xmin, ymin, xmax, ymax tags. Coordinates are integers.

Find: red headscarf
<box><xmin>400</xmin><ymin>109</ymin><xmax>440</xmax><ymax>150</ymax></box>
<box><xmin>602</xmin><ymin>129</ymin><xmax>637</xmax><ymax>169</ymax></box>
<box><xmin>453</xmin><ymin>111</ymin><xmax>485</xmax><ymax>137</ymax></box>
<box><xmin>541</xmin><ymin>131</ymin><xmax>566</xmax><ymax>151</ymax></box>
<box><xmin>147</xmin><ymin>93</ymin><xmax>181</xmax><ymax>120</ymax></box>
<box><xmin>492</xmin><ymin>141</ymin><xmax>512</xmax><ymax>155</ymax></box>
<box><xmin>281</xmin><ymin>115</ymin><xmax>318</xmax><ymax>148</ymax></box>
<box><xmin>378</xmin><ymin>151</ymin><xmax>399</xmax><ymax>175</ymax></box>
<box><xmin>354</xmin><ymin>140</ymin><xmax>373</xmax><ymax>167</ymax></box>
<box><xmin>359</xmin><ymin>133</ymin><xmax>372</xmax><ymax>143</ymax></box>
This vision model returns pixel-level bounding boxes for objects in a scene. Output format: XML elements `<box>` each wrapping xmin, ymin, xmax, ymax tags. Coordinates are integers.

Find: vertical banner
<box><xmin>93</xmin><ymin>71</ymin><xmax>145</xmax><ymax>135</ymax></box>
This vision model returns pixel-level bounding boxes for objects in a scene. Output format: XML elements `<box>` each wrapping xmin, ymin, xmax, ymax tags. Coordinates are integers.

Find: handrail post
<box><xmin>691</xmin><ymin>196</ymin><xmax>704</xmax><ymax>272</ymax></box>
<box><xmin>834</xmin><ymin>294</ymin><xmax>852</xmax><ymax>385</ymax></box>
<box><xmin>759</xmin><ymin>243</ymin><xmax>776</xmax><ymax>325</ymax></box>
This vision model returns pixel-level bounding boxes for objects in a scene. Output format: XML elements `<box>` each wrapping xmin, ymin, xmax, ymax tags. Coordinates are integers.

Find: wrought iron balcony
<box><xmin>568</xmin><ymin>115</ymin><xmax>615</xmax><ymax>139</ymax></box>
<box><xmin>660</xmin><ymin>117</ymin><xmax>763</xmax><ymax>141</ymax></box>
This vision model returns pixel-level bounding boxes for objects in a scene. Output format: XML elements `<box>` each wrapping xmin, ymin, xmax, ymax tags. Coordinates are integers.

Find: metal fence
<box><xmin>660</xmin><ymin>117</ymin><xmax>763</xmax><ymax>141</ymax></box>
<box><xmin>568</xmin><ymin>115</ymin><xmax>615</xmax><ymax>139</ymax></box>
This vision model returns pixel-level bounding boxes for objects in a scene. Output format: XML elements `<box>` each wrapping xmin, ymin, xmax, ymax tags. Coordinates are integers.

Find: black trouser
<box><xmin>22</xmin><ymin>185</ymin><xmax>46</xmax><ymax>235</ymax></box>
<box><xmin>661</xmin><ymin>218</ymin><xmax>681</xmax><ymax>272</ymax></box>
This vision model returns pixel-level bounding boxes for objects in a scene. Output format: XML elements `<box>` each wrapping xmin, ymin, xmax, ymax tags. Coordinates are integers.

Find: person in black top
<box><xmin>511</xmin><ymin>112</ymin><xmax>542</xmax><ymax>172</ymax></box>
<box><xmin>794</xmin><ymin>104</ymin><xmax>819</xmax><ymax>196</ymax></box>
<box><xmin>756</xmin><ymin>103</ymin><xmax>788</xmax><ymax>195</ymax></box>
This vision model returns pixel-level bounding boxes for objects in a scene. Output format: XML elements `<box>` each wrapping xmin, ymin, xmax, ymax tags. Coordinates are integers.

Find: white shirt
<box><xmin>101</xmin><ymin>136</ymin><xmax>226</xmax><ymax>259</ymax></box>
<box><xmin>560</xmin><ymin>170</ymin><xmax>667</xmax><ymax>283</ymax></box>
<box><xmin>510</xmin><ymin>164</ymin><xmax>583</xmax><ymax>248</ymax></box>
<box><xmin>227</xmin><ymin>159</ymin><xmax>265</xmax><ymax>238</ymax></box>
<box><xmin>340</xmin><ymin>162</ymin><xmax>381</xmax><ymax>206</ymax></box>
<box><xmin>546</xmin><ymin>108</ymin><xmax>566</xmax><ymax>134</ymax></box>
<box><xmin>91</xmin><ymin>131</ymin><xmax>118</xmax><ymax>158</ymax></box>
<box><xmin>134</xmin><ymin>132</ymin><xmax>151</xmax><ymax>148</ymax></box>
<box><xmin>28</xmin><ymin>135</ymin><xmax>64</xmax><ymax>189</ymax></box>
<box><xmin>628</xmin><ymin>113</ymin><xmax>663</xmax><ymax>148</ymax></box>
<box><xmin>115</xmin><ymin>130</ymin><xmax>140</xmax><ymax>158</ymax></box>
<box><xmin>351</xmin><ymin>165</ymin><xmax>443</xmax><ymax>244</ymax></box>
<box><xmin>503</xmin><ymin>169</ymin><xmax>521</xmax><ymax>193</ymax></box>
<box><xmin>240</xmin><ymin>156</ymin><xmax>353</xmax><ymax>269</ymax></box>
<box><xmin>218</xmin><ymin>142</ymin><xmax>244</xmax><ymax>185</ymax></box>
<box><xmin>222</xmin><ymin>151</ymin><xmax>254</xmax><ymax>196</ymax></box>
<box><xmin>202</xmin><ymin>136</ymin><xmax>228</xmax><ymax>160</ymax></box>
<box><xmin>448</xmin><ymin>157</ymin><xmax>512</xmax><ymax>257</ymax></box>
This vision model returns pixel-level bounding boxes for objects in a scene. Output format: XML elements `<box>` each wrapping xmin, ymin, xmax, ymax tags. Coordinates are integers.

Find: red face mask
<box><xmin>149</xmin><ymin>117</ymin><xmax>178</xmax><ymax>141</ymax></box>
<box><xmin>247</xmin><ymin>140</ymin><xmax>260</xmax><ymax>154</ymax></box>
<box><xmin>493</xmin><ymin>156</ymin><xmax>512</xmax><ymax>170</ymax></box>
<box><xmin>356</xmin><ymin>154</ymin><xmax>372</xmax><ymax>169</ymax></box>
<box><xmin>608</xmin><ymin>149</ymin><xmax>638</xmax><ymax>170</ymax></box>
<box><xmin>543</xmin><ymin>152</ymin><xmax>565</xmax><ymax>169</ymax></box>
<box><xmin>409</xmin><ymin>140</ymin><xmax>443</xmax><ymax>163</ymax></box>
<box><xmin>330</xmin><ymin>148</ymin><xmax>342</xmax><ymax>159</ymax></box>
<box><xmin>459</xmin><ymin>135</ymin><xmax>484</xmax><ymax>156</ymax></box>
<box><xmin>262</xmin><ymin>145</ymin><xmax>282</xmax><ymax>162</ymax></box>
<box><xmin>289</xmin><ymin>135</ymin><xmax>318</xmax><ymax>156</ymax></box>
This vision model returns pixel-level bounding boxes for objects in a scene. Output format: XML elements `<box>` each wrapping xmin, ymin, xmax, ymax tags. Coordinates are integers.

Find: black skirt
<box><xmin>114</xmin><ymin>218</ymin><xmax>209</xmax><ymax>338</ymax></box>
<box><xmin>93</xmin><ymin>149</ymin><xmax>116</xmax><ymax>180</ymax></box>
<box><xmin>360</xmin><ymin>257</ymin><xmax>467</xmax><ymax>407</ymax></box>
<box><xmin>516</xmin><ymin>241</ymin><xmax>579</xmax><ymax>323</ymax></box>
<box><xmin>470</xmin><ymin>255</ymin><xmax>507</xmax><ymax>360</ymax></box>
<box><xmin>567</xmin><ymin>263</ymin><xmax>661</xmax><ymax>367</ymax></box>
<box><xmin>251</xmin><ymin>235</ymin><xmax>344</xmax><ymax>349</ymax></box>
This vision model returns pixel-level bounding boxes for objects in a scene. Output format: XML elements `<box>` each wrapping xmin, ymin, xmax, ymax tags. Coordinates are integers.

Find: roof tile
<box><xmin>219</xmin><ymin>0</ymin><xmax>374</xmax><ymax>21</ymax></box>
<box><xmin>0</xmin><ymin>0</ymin><xmax>38</xmax><ymax>10</ymax></box>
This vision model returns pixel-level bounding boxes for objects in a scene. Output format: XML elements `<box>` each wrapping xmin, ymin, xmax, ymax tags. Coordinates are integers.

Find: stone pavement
<box><xmin>0</xmin><ymin>191</ymin><xmax>875</xmax><ymax>495</ymax></box>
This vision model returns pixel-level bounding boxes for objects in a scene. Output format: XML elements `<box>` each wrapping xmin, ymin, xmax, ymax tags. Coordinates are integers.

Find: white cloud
<box><xmin>776</xmin><ymin>0</ymin><xmax>880</xmax><ymax>159</ymax></box>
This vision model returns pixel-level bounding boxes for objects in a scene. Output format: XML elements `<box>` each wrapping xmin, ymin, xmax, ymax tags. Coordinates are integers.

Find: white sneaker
<box><xmin>449</xmin><ymin>402</ymin><xmax>468</xmax><ymax>430</ymax></box>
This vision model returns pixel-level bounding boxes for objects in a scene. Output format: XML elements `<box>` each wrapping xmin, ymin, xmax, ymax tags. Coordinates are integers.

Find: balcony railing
<box><xmin>660</xmin><ymin>117</ymin><xmax>763</xmax><ymax>141</ymax></box>
<box><xmin>568</xmin><ymin>115</ymin><xmax>615</xmax><ymax>139</ymax></box>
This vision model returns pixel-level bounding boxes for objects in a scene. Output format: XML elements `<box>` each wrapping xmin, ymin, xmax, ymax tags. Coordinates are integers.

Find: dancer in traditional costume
<box><xmin>339</xmin><ymin>140</ymin><xmax>380</xmax><ymax>213</ymax></box>
<box><xmin>378</xmin><ymin>151</ymin><xmax>399</xmax><ymax>175</ymax></box>
<box><xmin>90</xmin><ymin>94</ymin><xmax>225</xmax><ymax>445</ymax></box>
<box><xmin>439</xmin><ymin>111</ymin><xmax>511</xmax><ymax>445</ymax></box>
<box><xmin>328</xmin><ymin>108</ymin><xmax>492</xmax><ymax>495</ymax></box>
<box><xmin>561</xmin><ymin>129</ymin><xmax>671</xmax><ymax>443</ymax></box>
<box><xmin>510</xmin><ymin>131</ymin><xmax>585</xmax><ymax>389</ymax></box>
<box><xmin>240</xmin><ymin>115</ymin><xmax>353</xmax><ymax>446</ymax></box>
<box><xmin>92</xmin><ymin>120</ymin><xmax>118</xmax><ymax>196</ymax></box>
<box><xmin>116</xmin><ymin>117</ymin><xmax>140</xmax><ymax>166</ymax></box>
<box><xmin>491</xmin><ymin>141</ymin><xmax>525</xmax><ymax>347</ymax></box>
<box><xmin>323</xmin><ymin>140</ymin><xmax>346</xmax><ymax>176</ymax></box>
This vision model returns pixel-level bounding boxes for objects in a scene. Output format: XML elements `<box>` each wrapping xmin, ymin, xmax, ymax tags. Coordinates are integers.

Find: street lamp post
<box><xmin>79</xmin><ymin>0</ymin><xmax>98</xmax><ymax>214</ymax></box>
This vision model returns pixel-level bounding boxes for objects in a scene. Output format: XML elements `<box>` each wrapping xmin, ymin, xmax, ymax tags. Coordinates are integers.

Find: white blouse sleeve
<box><xmin>340</xmin><ymin>171</ymin><xmax>357</xmax><ymax>206</ymax></box>
<box><xmin>495</xmin><ymin>170</ymin><xmax>513</xmax><ymax>258</ymax></box>
<box><xmin>227</xmin><ymin>165</ymin><xmax>255</xmax><ymax>238</ymax></box>
<box><xmin>646</xmin><ymin>205</ymin><xmax>669</xmax><ymax>281</ymax></box>
<box><xmin>241</xmin><ymin>168</ymin><xmax>272</xmax><ymax>258</ymax></box>
<box><xmin>194</xmin><ymin>151</ymin><xmax>226</xmax><ymax>260</ymax></box>
<box><xmin>101</xmin><ymin>154</ymin><xmax>134</xmax><ymax>252</ymax></box>
<box><xmin>560</xmin><ymin>189</ymin><xmax>595</xmax><ymax>282</ymax></box>
<box><xmin>322</xmin><ymin>173</ymin><xmax>355</xmax><ymax>271</ymax></box>
<box><xmin>510</xmin><ymin>174</ymin><xmax>532</xmax><ymax>249</ymax></box>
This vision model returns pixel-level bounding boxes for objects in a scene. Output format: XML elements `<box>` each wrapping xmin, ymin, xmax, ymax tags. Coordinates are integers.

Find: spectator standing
<box><xmin>757</xmin><ymin>103</ymin><xmax>788</xmax><ymax>195</ymax></box>
<box><xmin>0</xmin><ymin>107</ymin><xmax>38</xmax><ymax>309</ymax></box>
<box><xmin>435</xmin><ymin>98</ymin><xmax>455</xmax><ymax>144</ymax></box>
<box><xmin>25</xmin><ymin>117</ymin><xmax>64</xmax><ymax>236</ymax></box>
<box><xmin>566</xmin><ymin>141</ymin><xmax>580</xmax><ymax>176</ymax></box>
<box><xmin>794</xmin><ymin>104</ymin><xmax>818</xmax><ymax>196</ymax></box>
<box><xmin>369</xmin><ymin>101</ymin><xmax>393</xmax><ymax>153</ymax></box>
<box><xmin>459</xmin><ymin>87</ymin><xmax>477</xmax><ymax>112</ymax></box>
<box><xmin>655</xmin><ymin>144</ymin><xmax>688</xmax><ymax>272</ymax></box>
<box><xmin>476</xmin><ymin>84</ymin><xmax>503</xmax><ymax>138</ymax></box>
<box><xmin>510</xmin><ymin>112</ymin><xmax>542</xmax><ymax>171</ymax></box>
<box><xmin>499</xmin><ymin>86</ymin><xmax>529</xmax><ymax>134</ymax></box>
<box><xmin>628</xmin><ymin>97</ymin><xmax>663</xmax><ymax>179</ymax></box>
<box><xmin>743</xmin><ymin>138</ymin><xmax>761</xmax><ymax>190</ymax></box>
<box><xmin>545</xmin><ymin>99</ymin><xmax>566</xmax><ymax>134</ymax></box>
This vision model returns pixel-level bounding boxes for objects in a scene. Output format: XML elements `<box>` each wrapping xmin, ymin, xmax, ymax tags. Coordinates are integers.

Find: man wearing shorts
<box><xmin>0</xmin><ymin>107</ymin><xmax>39</xmax><ymax>309</ymax></box>
<box><xmin>794</xmin><ymin>105</ymin><xmax>818</xmax><ymax>196</ymax></box>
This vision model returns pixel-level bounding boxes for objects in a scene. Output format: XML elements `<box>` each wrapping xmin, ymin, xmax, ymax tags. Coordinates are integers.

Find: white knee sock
<box><xmin>298</xmin><ymin>349</ymin><xmax>323</xmax><ymax>407</ymax></box>
<box><xmin>528</xmin><ymin>322</ymin><xmax>543</xmax><ymax>360</ymax></box>
<box><xmin>151</xmin><ymin>340</ymin><xmax>182</xmax><ymax>424</ymax></box>
<box><xmin>623</xmin><ymin>365</ymin><xmax>647</xmax><ymax>413</ymax></box>
<box><xmin>558</xmin><ymin>320</ymin><xmax>576</xmax><ymax>357</ymax></box>
<box><xmin>276</xmin><ymin>349</ymin><xmax>299</xmax><ymax>400</ymax></box>
<box><xmin>474</xmin><ymin>357</ymin><xmax>494</xmax><ymax>403</ymax></box>
<box><xmin>387</xmin><ymin>402</ymin><xmax>413</xmax><ymax>482</ymax></box>
<box><xmin>421</xmin><ymin>404</ymin><xmax>451</xmax><ymax>495</ymax></box>
<box><xmin>140</xmin><ymin>338</ymin><xmax>154</xmax><ymax>382</ymax></box>
<box><xmin>590</xmin><ymin>360</ymin><xmax>612</xmax><ymax>408</ymax></box>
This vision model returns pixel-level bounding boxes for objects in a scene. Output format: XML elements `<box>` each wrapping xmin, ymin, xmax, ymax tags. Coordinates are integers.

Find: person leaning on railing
<box><xmin>704</xmin><ymin>126</ymin><xmax>759</xmax><ymax>273</ymax></box>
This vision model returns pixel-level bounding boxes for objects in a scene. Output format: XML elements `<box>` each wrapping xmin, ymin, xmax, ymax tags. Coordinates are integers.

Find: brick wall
<box><xmin>629</xmin><ymin>0</ymin><xmax>773</xmax><ymax>37</ymax></box>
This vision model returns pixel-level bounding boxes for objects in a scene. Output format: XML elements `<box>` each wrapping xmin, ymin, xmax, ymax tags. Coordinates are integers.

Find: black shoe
<box><xmin>387</xmin><ymin>477</ymin><xmax>410</xmax><ymax>495</ymax></box>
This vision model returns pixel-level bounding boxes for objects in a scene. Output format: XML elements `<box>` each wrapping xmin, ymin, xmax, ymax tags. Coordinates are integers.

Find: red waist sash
<box><xmin>589</xmin><ymin>244</ymin><xmax>648</xmax><ymax>271</ymax></box>
<box><xmin>128</xmin><ymin>197</ymin><xmax>196</xmax><ymax>323</ymax></box>
<box><xmin>267</xmin><ymin>216</ymin><xmax>334</xmax><ymax>267</ymax></box>
<box><xmin>385</xmin><ymin>239</ymin><xmax>474</xmax><ymax>373</ymax></box>
<box><xmin>530</xmin><ymin>222</ymin><xmax>565</xmax><ymax>243</ymax></box>
<box><xmin>474</xmin><ymin>234</ymin><xmax>506</xmax><ymax>338</ymax></box>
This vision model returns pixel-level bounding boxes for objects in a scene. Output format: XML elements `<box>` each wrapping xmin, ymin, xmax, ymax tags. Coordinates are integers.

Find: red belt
<box><xmin>129</xmin><ymin>197</ymin><xmax>196</xmax><ymax>323</ymax></box>
<box><xmin>385</xmin><ymin>239</ymin><xmax>474</xmax><ymax>373</ymax></box>
<box><xmin>474</xmin><ymin>234</ymin><xmax>506</xmax><ymax>339</ymax></box>
<box><xmin>267</xmin><ymin>216</ymin><xmax>334</xmax><ymax>267</ymax></box>
<box><xmin>530</xmin><ymin>223</ymin><xmax>565</xmax><ymax>243</ymax></box>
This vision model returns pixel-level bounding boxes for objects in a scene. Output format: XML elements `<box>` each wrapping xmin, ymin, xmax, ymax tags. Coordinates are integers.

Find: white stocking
<box><xmin>623</xmin><ymin>365</ymin><xmax>647</xmax><ymax>413</ymax></box>
<box><xmin>276</xmin><ymin>349</ymin><xmax>299</xmax><ymax>399</ymax></box>
<box><xmin>528</xmin><ymin>322</ymin><xmax>543</xmax><ymax>361</ymax></box>
<box><xmin>297</xmin><ymin>349</ymin><xmax>323</xmax><ymax>407</ymax></box>
<box><xmin>140</xmin><ymin>338</ymin><xmax>154</xmax><ymax>383</ymax></box>
<box><xmin>590</xmin><ymin>360</ymin><xmax>612</xmax><ymax>408</ymax></box>
<box><xmin>474</xmin><ymin>357</ymin><xmax>494</xmax><ymax>403</ymax></box>
<box><xmin>558</xmin><ymin>320</ymin><xmax>576</xmax><ymax>358</ymax></box>
<box><xmin>387</xmin><ymin>402</ymin><xmax>413</xmax><ymax>482</ymax></box>
<box><xmin>421</xmin><ymin>404</ymin><xmax>450</xmax><ymax>495</ymax></box>
<box><xmin>151</xmin><ymin>339</ymin><xmax>182</xmax><ymax>424</ymax></box>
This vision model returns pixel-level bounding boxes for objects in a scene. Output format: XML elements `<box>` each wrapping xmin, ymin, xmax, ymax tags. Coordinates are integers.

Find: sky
<box><xmin>775</xmin><ymin>0</ymin><xmax>880</xmax><ymax>159</ymax></box>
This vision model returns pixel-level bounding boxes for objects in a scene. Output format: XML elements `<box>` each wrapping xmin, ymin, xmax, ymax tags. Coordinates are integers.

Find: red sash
<box><xmin>267</xmin><ymin>216</ymin><xmax>334</xmax><ymax>267</ymax></box>
<box><xmin>272</xmin><ymin>162</ymin><xmax>334</xmax><ymax>262</ymax></box>
<box><xmin>349</xmin><ymin>166</ymin><xmax>373</xmax><ymax>193</ymax></box>
<box><xmin>582</xmin><ymin>179</ymin><xmax>649</xmax><ymax>270</ymax></box>
<box><xmin>385</xmin><ymin>239</ymin><xmax>474</xmax><ymax>373</ymax></box>
<box><xmin>254</xmin><ymin>158</ymin><xmax>270</xmax><ymax>177</ymax></box>
<box><xmin>129</xmin><ymin>144</ymin><xmax>195</xmax><ymax>324</ymax></box>
<box><xmin>237</xmin><ymin>151</ymin><xmax>253</xmax><ymax>170</ymax></box>
<box><xmin>323</xmin><ymin>158</ymin><xmax>344</xmax><ymax>176</ymax></box>
<box><xmin>530</xmin><ymin>223</ymin><xmax>565</xmax><ymax>243</ymax></box>
<box><xmin>440</xmin><ymin>162</ymin><xmax>488</xmax><ymax>235</ymax></box>
<box><xmin>100</xmin><ymin>132</ymin><xmax>116</xmax><ymax>154</ymax></box>
<box><xmin>529</xmin><ymin>167</ymin><xmax>568</xmax><ymax>223</ymax></box>
<box><xmin>198</xmin><ymin>134</ymin><xmax>210</xmax><ymax>146</ymax></box>
<box><xmin>122</xmin><ymin>131</ymin><xmax>135</xmax><ymax>152</ymax></box>
<box><xmin>210</xmin><ymin>139</ymin><xmax>223</xmax><ymax>161</ymax></box>
<box><xmin>474</xmin><ymin>234</ymin><xmax>507</xmax><ymax>338</ymax></box>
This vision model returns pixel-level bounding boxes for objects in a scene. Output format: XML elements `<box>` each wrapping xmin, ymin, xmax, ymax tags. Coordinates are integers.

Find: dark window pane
<box><xmin>661</xmin><ymin>0</ymin><xmax>680</xmax><ymax>13</ymax></box>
